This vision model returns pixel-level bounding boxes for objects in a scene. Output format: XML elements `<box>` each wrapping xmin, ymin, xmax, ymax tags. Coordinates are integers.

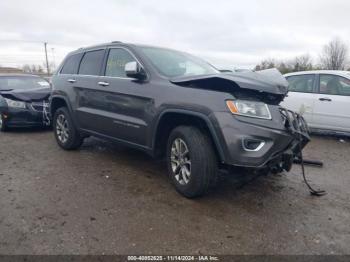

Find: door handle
<box><xmin>98</xmin><ymin>81</ymin><xmax>110</xmax><ymax>86</ymax></box>
<box><xmin>67</xmin><ymin>79</ymin><xmax>76</xmax><ymax>83</ymax></box>
<box><xmin>319</xmin><ymin>97</ymin><xmax>332</xmax><ymax>102</ymax></box>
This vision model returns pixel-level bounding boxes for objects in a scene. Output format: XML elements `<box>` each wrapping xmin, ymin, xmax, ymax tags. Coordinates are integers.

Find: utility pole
<box><xmin>44</xmin><ymin>42</ymin><xmax>50</xmax><ymax>76</ymax></box>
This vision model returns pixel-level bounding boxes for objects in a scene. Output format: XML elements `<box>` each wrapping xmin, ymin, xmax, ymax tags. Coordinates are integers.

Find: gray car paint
<box><xmin>51</xmin><ymin>42</ymin><xmax>307</xmax><ymax>168</ymax></box>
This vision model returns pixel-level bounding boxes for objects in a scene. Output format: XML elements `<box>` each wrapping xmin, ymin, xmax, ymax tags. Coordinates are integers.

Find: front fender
<box><xmin>152</xmin><ymin>109</ymin><xmax>226</xmax><ymax>163</ymax></box>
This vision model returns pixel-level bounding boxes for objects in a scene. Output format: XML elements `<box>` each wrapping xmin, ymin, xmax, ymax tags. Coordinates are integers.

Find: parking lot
<box><xmin>0</xmin><ymin>129</ymin><xmax>349</xmax><ymax>255</ymax></box>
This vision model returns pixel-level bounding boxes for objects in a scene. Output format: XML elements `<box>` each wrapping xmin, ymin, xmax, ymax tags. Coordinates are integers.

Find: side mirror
<box><xmin>125</xmin><ymin>61</ymin><xmax>146</xmax><ymax>80</ymax></box>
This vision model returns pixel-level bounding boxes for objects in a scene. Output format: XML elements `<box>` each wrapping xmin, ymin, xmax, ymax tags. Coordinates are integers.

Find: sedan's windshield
<box><xmin>139</xmin><ymin>46</ymin><xmax>219</xmax><ymax>78</ymax></box>
<box><xmin>0</xmin><ymin>76</ymin><xmax>50</xmax><ymax>91</ymax></box>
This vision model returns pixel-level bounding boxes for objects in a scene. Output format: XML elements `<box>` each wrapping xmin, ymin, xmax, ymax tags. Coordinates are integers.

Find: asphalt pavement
<box><xmin>0</xmin><ymin>129</ymin><xmax>349</xmax><ymax>255</ymax></box>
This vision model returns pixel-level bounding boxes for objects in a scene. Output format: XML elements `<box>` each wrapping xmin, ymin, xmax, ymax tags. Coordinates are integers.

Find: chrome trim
<box><xmin>98</xmin><ymin>81</ymin><xmax>110</xmax><ymax>86</ymax></box>
<box><xmin>67</xmin><ymin>79</ymin><xmax>76</xmax><ymax>83</ymax></box>
<box><xmin>242</xmin><ymin>140</ymin><xmax>265</xmax><ymax>152</ymax></box>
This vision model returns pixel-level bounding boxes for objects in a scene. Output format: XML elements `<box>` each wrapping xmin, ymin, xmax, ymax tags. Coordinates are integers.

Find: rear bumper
<box><xmin>211</xmin><ymin>108</ymin><xmax>309</xmax><ymax>168</ymax></box>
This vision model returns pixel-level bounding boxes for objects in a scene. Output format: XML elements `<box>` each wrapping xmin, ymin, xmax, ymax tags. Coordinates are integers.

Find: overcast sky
<box><xmin>0</xmin><ymin>0</ymin><xmax>349</xmax><ymax>70</ymax></box>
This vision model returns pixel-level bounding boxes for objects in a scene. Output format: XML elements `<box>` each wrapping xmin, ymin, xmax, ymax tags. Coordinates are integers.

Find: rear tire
<box><xmin>166</xmin><ymin>125</ymin><xmax>217</xmax><ymax>198</ymax></box>
<box><xmin>53</xmin><ymin>107</ymin><xmax>83</xmax><ymax>150</ymax></box>
<box><xmin>0</xmin><ymin>114</ymin><xmax>7</xmax><ymax>132</ymax></box>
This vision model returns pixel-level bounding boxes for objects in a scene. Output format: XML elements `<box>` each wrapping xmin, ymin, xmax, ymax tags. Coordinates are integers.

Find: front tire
<box><xmin>167</xmin><ymin>126</ymin><xmax>217</xmax><ymax>198</ymax></box>
<box><xmin>53</xmin><ymin>107</ymin><xmax>83</xmax><ymax>150</ymax></box>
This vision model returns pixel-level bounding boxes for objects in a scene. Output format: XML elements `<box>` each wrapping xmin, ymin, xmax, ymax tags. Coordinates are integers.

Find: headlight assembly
<box><xmin>4</xmin><ymin>98</ymin><xmax>26</xmax><ymax>109</ymax></box>
<box><xmin>226</xmin><ymin>99</ymin><xmax>272</xmax><ymax>119</ymax></box>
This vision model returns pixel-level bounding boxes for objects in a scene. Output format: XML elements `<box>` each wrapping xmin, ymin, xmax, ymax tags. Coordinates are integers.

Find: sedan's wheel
<box><xmin>53</xmin><ymin>107</ymin><xmax>83</xmax><ymax>150</ymax></box>
<box><xmin>0</xmin><ymin>115</ymin><xmax>7</xmax><ymax>132</ymax></box>
<box><xmin>167</xmin><ymin>126</ymin><xmax>217</xmax><ymax>198</ymax></box>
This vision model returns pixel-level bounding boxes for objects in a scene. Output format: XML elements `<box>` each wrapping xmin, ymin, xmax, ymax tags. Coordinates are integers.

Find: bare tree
<box><xmin>254</xmin><ymin>54</ymin><xmax>313</xmax><ymax>74</ymax></box>
<box><xmin>320</xmin><ymin>38</ymin><xmax>348</xmax><ymax>70</ymax></box>
<box><xmin>254</xmin><ymin>58</ymin><xmax>276</xmax><ymax>71</ymax></box>
<box><xmin>293</xmin><ymin>54</ymin><xmax>313</xmax><ymax>71</ymax></box>
<box><xmin>22</xmin><ymin>64</ymin><xmax>45</xmax><ymax>74</ymax></box>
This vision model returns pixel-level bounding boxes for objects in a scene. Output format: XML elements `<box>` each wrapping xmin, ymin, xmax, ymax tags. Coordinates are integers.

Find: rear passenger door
<box><xmin>282</xmin><ymin>74</ymin><xmax>317</xmax><ymax>127</ymax></box>
<box><xmin>312</xmin><ymin>74</ymin><xmax>350</xmax><ymax>132</ymax></box>
<box><xmin>74</xmin><ymin>49</ymin><xmax>107</xmax><ymax>132</ymax></box>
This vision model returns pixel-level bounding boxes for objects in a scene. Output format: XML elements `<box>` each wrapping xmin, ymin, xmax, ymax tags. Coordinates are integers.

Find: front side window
<box><xmin>319</xmin><ymin>74</ymin><xmax>350</xmax><ymax>96</ymax></box>
<box><xmin>105</xmin><ymin>49</ymin><xmax>136</xmax><ymax>78</ymax></box>
<box><xmin>139</xmin><ymin>46</ymin><xmax>218</xmax><ymax>78</ymax></box>
<box><xmin>286</xmin><ymin>74</ymin><xmax>315</xmax><ymax>93</ymax></box>
<box><xmin>60</xmin><ymin>53</ymin><xmax>83</xmax><ymax>74</ymax></box>
<box><xmin>78</xmin><ymin>49</ymin><xmax>105</xmax><ymax>76</ymax></box>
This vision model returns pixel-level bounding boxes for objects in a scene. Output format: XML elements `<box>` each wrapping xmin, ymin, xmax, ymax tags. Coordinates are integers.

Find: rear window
<box><xmin>60</xmin><ymin>53</ymin><xmax>83</xmax><ymax>74</ymax></box>
<box><xmin>78</xmin><ymin>49</ymin><xmax>105</xmax><ymax>76</ymax></box>
<box><xmin>0</xmin><ymin>76</ymin><xmax>50</xmax><ymax>91</ymax></box>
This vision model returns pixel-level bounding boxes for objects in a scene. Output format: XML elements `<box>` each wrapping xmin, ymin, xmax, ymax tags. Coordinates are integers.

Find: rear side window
<box><xmin>78</xmin><ymin>49</ymin><xmax>105</xmax><ymax>76</ymax></box>
<box><xmin>286</xmin><ymin>74</ymin><xmax>315</xmax><ymax>93</ymax></box>
<box><xmin>105</xmin><ymin>48</ymin><xmax>136</xmax><ymax>77</ymax></box>
<box><xmin>319</xmin><ymin>74</ymin><xmax>350</xmax><ymax>96</ymax></box>
<box><xmin>60</xmin><ymin>53</ymin><xmax>83</xmax><ymax>74</ymax></box>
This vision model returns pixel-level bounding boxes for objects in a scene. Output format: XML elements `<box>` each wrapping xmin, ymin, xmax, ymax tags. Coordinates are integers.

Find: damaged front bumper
<box><xmin>211</xmin><ymin>106</ymin><xmax>309</xmax><ymax>171</ymax></box>
<box><xmin>1</xmin><ymin>101</ymin><xmax>51</xmax><ymax>127</ymax></box>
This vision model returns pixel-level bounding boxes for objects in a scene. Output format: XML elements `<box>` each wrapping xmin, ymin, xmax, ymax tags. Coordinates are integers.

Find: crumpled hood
<box><xmin>0</xmin><ymin>87</ymin><xmax>51</xmax><ymax>102</ymax></box>
<box><xmin>170</xmin><ymin>68</ymin><xmax>288</xmax><ymax>96</ymax></box>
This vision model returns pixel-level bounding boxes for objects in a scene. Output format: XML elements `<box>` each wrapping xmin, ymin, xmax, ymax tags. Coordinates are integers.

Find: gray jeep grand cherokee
<box><xmin>50</xmin><ymin>41</ymin><xmax>309</xmax><ymax>198</ymax></box>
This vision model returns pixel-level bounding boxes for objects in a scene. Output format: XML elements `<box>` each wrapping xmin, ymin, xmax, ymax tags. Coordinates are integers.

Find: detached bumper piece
<box><xmin>267</xmin><ymin>108</ymin><xmax>310</xmax><ymax>173</ymax></box>
<box><xmin>279</xmin><ymin>107</ymin><xmax>310</xmax><ymax>144</ymax></box>
<box><xmin>31</xmin><ymin>100</ymin><xmax>51</xmax><ymax>126</ymax></box>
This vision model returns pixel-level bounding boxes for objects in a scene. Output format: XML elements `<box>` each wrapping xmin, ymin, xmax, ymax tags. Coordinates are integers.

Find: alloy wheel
<box><xmin>170</xmin><ymin>138</ymin><xmax>191</xmax><ymax>185</ymax></box>
<box><xmin>56</xmin><ymin>114</ymin><xmax>69</xmax><ymax>144</ymax></box>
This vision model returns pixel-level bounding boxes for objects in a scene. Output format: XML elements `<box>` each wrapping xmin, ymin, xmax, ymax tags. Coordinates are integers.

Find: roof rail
<box><xmin>111</xmin><ymin>41</ymin><xmax>122</xmax><ymax>43</ymax></box>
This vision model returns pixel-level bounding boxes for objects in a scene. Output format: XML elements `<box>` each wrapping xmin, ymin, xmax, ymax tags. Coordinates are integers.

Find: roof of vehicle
<box><xmin>284</xmin><ymin>70</ymin><xmax>350</xmax><ymax>78</ymax></box>
<box><xmin>70</xmin><ymin>41</ymin><xmax>185</xmax><ymax>55</ymax></box>
<box><xmin>71</xmin><ymin>41</ymin><xmax>135</xmax><ymax>53</ymax></box>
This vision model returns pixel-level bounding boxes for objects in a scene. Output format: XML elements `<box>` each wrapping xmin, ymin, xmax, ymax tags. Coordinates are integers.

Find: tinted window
<box><xmin>105</xmin><ymin>49</ymin><xmax>136</xmax><ymax>77</ymax></box>
<box><xmin>286</xmin><ymin>74</ymin><xmax>315</xmax><ymax>93</ymax></box>
<box><xmin>60</xmin><ymin>53</ymin><xmax>83</xmax><ymax>74</ymax></box>
<box><xmin>319</xmin><ymin>74</ymin><xmax>350</xmax><ymax>96</ymax></box>
<box><xmin>78</xmin><ymin>49</ymin><xmax>105</xmax><ymax>76</ymax></box>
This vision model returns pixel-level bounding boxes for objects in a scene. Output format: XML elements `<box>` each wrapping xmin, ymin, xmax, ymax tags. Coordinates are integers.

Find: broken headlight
<box><xmin>4</xmin><ymin>98</ymin><xmax>26</xmax><ymax>109</ymax></box>
<box><xmin>226</xmin><ymin>100</ymin><xmax>272</xmax><ymax>120</ymax></box>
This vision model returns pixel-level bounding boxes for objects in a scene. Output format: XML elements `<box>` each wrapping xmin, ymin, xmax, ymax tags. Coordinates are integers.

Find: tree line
<box><xmin>254</xmin><ymin>38</ymin><xmax>349</xmax><ymax>74</ymax></box>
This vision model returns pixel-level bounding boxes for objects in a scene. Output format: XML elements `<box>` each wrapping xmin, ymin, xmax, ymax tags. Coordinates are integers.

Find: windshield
<box><xmin>139</xmin><ymin>46</ymin><xmax>219</xmax><ymax>78</ymax></box>
<box><xmin>0</xmin><ymin>76</ymin><xmax>50</xmax><ymax>91</ymax></box>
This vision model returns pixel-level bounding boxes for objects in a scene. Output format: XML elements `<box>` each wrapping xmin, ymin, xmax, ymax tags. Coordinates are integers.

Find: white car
<box><xmin>281</xmin><ymin>70</ymin><xmax>350</xmax><ymax>135</ymax></box>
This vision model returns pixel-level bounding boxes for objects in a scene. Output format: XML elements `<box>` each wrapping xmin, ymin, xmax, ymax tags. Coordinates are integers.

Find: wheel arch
<box><xmin>152</xmin><ymin>109</ymin><xmax>225</xmax><ymax>162</ymax></box>
<box><xmin>50</xmin><ymin>96</ymin><xmax>71</xmax><ymax>116</ymax></box>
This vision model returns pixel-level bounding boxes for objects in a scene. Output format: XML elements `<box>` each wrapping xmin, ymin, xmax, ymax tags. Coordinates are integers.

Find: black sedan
<box><xmin>0</xmin><ymin>74</ymin><xmax>51</xmax><ymax>131</ymax></box>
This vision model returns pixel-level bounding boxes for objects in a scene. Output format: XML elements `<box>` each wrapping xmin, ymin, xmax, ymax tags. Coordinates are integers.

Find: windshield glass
<box><xmin>0</xmin><ymin>76</ymin><xmax>50</xmax><ymax>91</ymax></box>
<box><xmin>139</xmin><ymin>46</ymin><xmax>219</xmax><ymax>77</ymax></box>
